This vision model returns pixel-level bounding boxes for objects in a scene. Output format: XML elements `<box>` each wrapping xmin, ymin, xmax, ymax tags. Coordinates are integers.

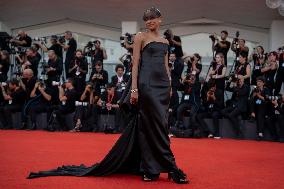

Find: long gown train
<box><xmin>27</xmin><ymin>42</ymin><xmax>178</xmax><ymax>179</ymax></box>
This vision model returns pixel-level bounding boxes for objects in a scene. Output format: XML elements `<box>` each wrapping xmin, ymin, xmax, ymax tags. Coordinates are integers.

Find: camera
<box><xmin>52</xmin><ymin>81</ymin><xmax>65</xmax><ymax>88</ymax></box>
<box><xmin>163</xmin><ymin>30</ymin><xmax>172</xmax><ymax>40</ymax></box>
<box><xmin>209</xmin><ymin>35</ymin><xmax>216</xmax><ymax>42</ymax></box>
<box><xmin>1</xmin><ymin>82</ymin><xmax>7</xmax><ymax>87</ymax></box>
<box><xmin>33</xmin><ymin>37</ymin><xmax>47</xmax><ymax>43</ymax></box>
<box><xmin>116</xmin><ymin>82</ymin><xmax>126</xmax><ymax>92</ymax></box>
<box><xmin>75</xmin><ymin>101</ymin><xmax>88</xmax><ymax>107</ymax></box>
<box><xmin>101</xmin><ymin>100</ymin><xmax>106</xmax><ymax>109</ymax></box>
<box><xmin>225</xmin><ymin>74</ymin><xmax>238</xmax><ymax>82</ymax></box>
<box><xmin>232</xmin><ymin>31</ymin><xmax>240</xmax><ymax>45</ymax></box>
<box><xmin>85</xmin><ymin>41</ymin><xmax>94</xmax><ymax>49</ymax></box>
<box><xmin>266</xmin><ymin>95</ymin><xmax>282</xmax><ymax>101</ymax></box>
<box><xmin>278</xmin><ymin>46</ymin><xmax>284</xmax><ymax>51</ymax></box>
<box><xmin>58</xmin><ymin>36</ymin><xmax>66</xmax><ymax>44</ymax></box>
<box><xmin>120</xmin><ymin>33</ymin><xmax>134</xmax><ymax>48</ymax></box>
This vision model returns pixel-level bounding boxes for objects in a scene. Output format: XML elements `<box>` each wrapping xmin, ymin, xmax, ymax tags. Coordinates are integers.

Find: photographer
<box><xmin>35</xmin><ymin>35</ymin><xmax>63</xmax><ymax>59</ymax></box>
<box><xmin>262</xmin><ymin>51</ymin><xmax>278</xmax><ymax>94</ymax></box>
<box><xmin>211</xmin><ymin>31</ymin><xmax>231</xmax><ymax>66</ymax></box>
<box><xmin>250</xmin><ymin>46</ymin><xmax>267</xmax><ymax>85</ymax></box>
<box><xmin>60</xmin><ymin>31</ymin><xmax>77</xmax><ymax>78</ymax></box>
<box><xmin>196</xmin><ymin>80</ymin><xmax>223</xmax><ymax>138</ymax></box>
<box><xmin>28</xmin><ymin>80</ymin><xmax>54</xmax><ymax>130</ymax></box>
<box><xmin>250</xmin><ymin>76</ymin><xmax>270</xmax><ymax>140</ymax></box>
<box><xmin>86</xmin><ymin>40</ymin><xmax>107</xmax><ymax>71</ymax></box>
<box><xmin>53</xmin><ymin>78</ymin><xmax>77</xmax><ymax>131</ymax></box>
<box><xmin>231</xmin><ymin>38</ymin><xmax>249</xmax><ymax>58</ymax></box>
<box><xmin>71</xmin><ymin>82</ymin><xmax>96</xmax><ymax>132</ymax></box>
<box><xmin>175</xmin><ymin>74</ymin><xmax>201</xmax><ymax>129</ymax></box>
<box><xmin>184</xmin><ymin>53</ymin><xmax>202</xmax><ymax>81</ymax></box>
<box><xmin>119</xmin><ymin>49</ymin><xmax>133</xmax><ymax>74</ymax></box>
<box><xmin>68</xmin><ymin>49</ymin><xmax>88</xmax><ymax>94</ymax></box>
<box><xmin>111</xmin><ymin>64</ymin><xmax>129</xmax><ymax>99</ymax></box>
<box><xmin>17</xmin><ymin>47</ymin><xmax>40</xmax><ymax>78</ymax></box>
<box><xmin>274</xmin><ymin>48</ymin><xmax>284</xmax><ymax>95</ymax></box>
<box><xmin>46</xmin><ymin>50</ymin><xmax>63</xmax><ymax>82</ymax></box>
<box><xmin>164</xmin><ymin>29</ymin><xmax>183</xmax><ymax>60</ymax></box>
<box><xmin>234</xmin><ymin>51</ymin><xmax>251</xmax><ymax>85</ymax></box>
<box><xmin>90</xmin><ymin>61</ymin><xmax>108</xmax><ymax>95</ymax></box>
<box><xmin>221</xmin><ymin>77</ymin><xmax>250</xmax><ymax>138</ymax></box>
<box><xmin>20</xmin><ymin>69</ymin><xmax>36</xmax><ymax>99</ymax></box>
<box><xmin>0</xmin><ymin>50</ymin><xmax>10</xmax><ymax>82</ymax></box>
<box><xmin>96</xmin><ymin>83</ymin><xmax>120</xmax><ymax>133</ymax></box>
<box><xmin>10</xmin><ymin>30</ymin><xmax>32</xmax><ymax>47</ymax></box>
<box><xmin>266</xmin><ymin>94</ymin><xmax>284</xmax><ymax>142</ymax></box>
<box><xmin>0</xmin><ymin>79</ymin><xmax>26</xmax><ymax>129</ymax></box>
<box><xmin>169</xmin><ymin>52</ymin><xmax>184</xmax><ymax>123</ymax></box>
<box><xmin>208</xmin><ymin>53</ymin><xmax>226</xmax><ymax>104</ymax></box>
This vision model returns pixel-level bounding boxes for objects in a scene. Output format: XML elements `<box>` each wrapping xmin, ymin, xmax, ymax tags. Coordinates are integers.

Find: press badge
<box><xmin>282</xmin><ymin>63</ymin><xmax>284</xmax><ymax>67</ymax></box>
<box><xmin>255</xmin><ymin>66</ymin><xmax>260</xmax><ymax>70</ymax></box>
<box><xmin>9</xmin><ymin>100</ymin><xmax>12</xmax><ymax>104</ymax></box>
<box><xmin>184</xmin><ymin>95</ymin><xmax>190</xmax><ymax>100</ymax></box>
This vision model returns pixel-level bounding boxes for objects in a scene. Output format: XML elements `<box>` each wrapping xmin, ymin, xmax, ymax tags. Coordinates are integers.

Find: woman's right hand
<box><xmin>130</xmin><ymin>90</ymin><xmax>138</xmax><ymax>105</ymax></box>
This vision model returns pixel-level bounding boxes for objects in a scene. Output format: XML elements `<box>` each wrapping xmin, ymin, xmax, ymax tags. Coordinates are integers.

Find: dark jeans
<box><xmin>221</xmin><ymin>106</ymin><xmax>242</xmax><ymax>135</ymax></box>
<box><xmin>274</xmin><ymin>71</ymin><xmax>284</xmax><ymax>95</ymax></box>
<box><xmin>0</xmin><ymin>105</ymin><xmax>22</xmax><ymax>128</ymax></box>
<box><xmin>265</xmin><ymin>114</ymin><xmax>284</xmax><ymax>140</ymax></box>
<box><xmin>196</xmin><ymin>111</ymin><xmax>221</xmax><ymax>136</ymax></box>
<box><xmin>29</xmin><ymin>103</ymin><xmax>49</xmax><ymax>124</ymax></box>
<box><xmin>176</xmin><ymin>102</ymin><xmax>198</xmax><ymax>129</ymax></box>
<box><xmin>54</xmin><ymin>106</ymin><xmax>74</xmax><ymax>131</ymax></box>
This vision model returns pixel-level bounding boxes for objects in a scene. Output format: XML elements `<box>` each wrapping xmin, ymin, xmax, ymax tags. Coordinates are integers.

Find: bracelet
<box><xmin>131</xmin><ymin>88</ymin><xmax>138</xmax><ymax>93</ymax></box>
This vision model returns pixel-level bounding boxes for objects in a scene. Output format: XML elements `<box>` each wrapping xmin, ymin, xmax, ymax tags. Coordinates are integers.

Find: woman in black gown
<box><xmin>27</xmin><ymin>7</ymin><xmax>189</xmax><ymax>184</ymax></box>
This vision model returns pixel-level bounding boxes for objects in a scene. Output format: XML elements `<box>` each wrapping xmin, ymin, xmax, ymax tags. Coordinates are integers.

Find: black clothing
<box><xmin>28</xmin><ymin>42</ymin><xmax>182</xmax><ymax>179</ymax></box>
<box><xmin>169</xmin><ymin>59</ymin><xmax>184</xmax><ymax>118</ymax></box>
<box><xmin>46</xmin><ymin>58</ymin><xmax>63</xmax><ymax>82</ymax></box>
<box><xmin>48</xmin><ymin>44</ymin><xmax>63</xmax><ymax>59</ymax></box>
<box><xmin>214</xmin><ymin>40</ymin><xmax>231</xmax><ymax>66</ymax></box>
<box><xmin>29</xmin><ymin>87</ymin><xmax>54</xmax><ymax>123</ymax></box>
<box><xmin>250</xmin><ymin>87</ymin><xmax>270</xmax><ymax>133</ymax></box>
<box><xmin>22</xmin><ymin>77</ymin><xmax>37</xmax><ymax>99</ymax></box>
<box><xmin>274</xmin><ymin>53</ymin><xmax>284</xmax><ymax>95</ymax></box>
<box><xmin>69</xmin><ymin>57</ymin><xmax>88</xmax><ymax>94</ymax></box>
<box><xmin>226</xmin><ymin>83</ymin><xmax>250</xmax><ymax>113</ymax></box>
<box><xmin>65</xmin><ymin>38</ymin><xmax>77</xmax><ymax>77</ymax></box>
<box><xmin>27</xmin><ymin>55</ymin><xmax>40</xmax><ymax>78</ymax></box>
<box><xmin>92</xmin><ymin>48</ymin><xmax>104</xmax><ymax>68</ymax></box>
<box><xmin>186</xmin><ymin>62</ymin><xmax>202</xmax><ymax>81</ymax></box>
<box><xmin>0</xmin><ymin>88</ymin><xmax>26</xmax><ymax>128</ymax></box>
<box><xmin>251</xmin><ymin>54</ymin><xmax>266</xmax><ymax>85</ymax></box>
<box><xmin>168</xmin><ymin>36</ymin><xmax>183</xmax><ymax>58</ymax></box>
<box><xmin>211</xmin><ymin>64</ymin><xmax>226</xmax><ymax>91</ymax></box>
<box><xmin>0</xmin><ymin>59</ymin><xmax>10</xmax><ymax>82</ymax></box>
<box><xmin>264</xmin><ymin>63</ymin><xmax>277</xmax><ymax>94</ymax></box>
<box><xmin>54</xmin><ymin>88</ymin><xmax>77</xmax><ymax>130</ymax></box>
<box><xmin>90</xmin><ymin>70</ymin><xmax>108</xmax><ymax>95</ymax></box>
<box><xmin>19</xmin><ymin>35</ymin><xmax>32</xmax><ymax>47</ymax></box>
<box><xmin>235</xmin><ymin>62</ymin><xmax>250</xmax><ymax>85</ymax></box>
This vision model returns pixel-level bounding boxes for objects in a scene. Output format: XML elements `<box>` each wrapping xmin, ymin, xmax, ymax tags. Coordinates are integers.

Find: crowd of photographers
<box><xmin>0</xmin><ymin>29</ymin><xmax>283</xmax><ymax>142</ymax></box>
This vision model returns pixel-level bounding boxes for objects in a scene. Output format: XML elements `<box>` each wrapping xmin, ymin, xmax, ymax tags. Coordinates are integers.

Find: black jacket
<box><xmin>226</xmin><ymin>83</ymin><xmax>250</xmax><ymax>112</ymax></box>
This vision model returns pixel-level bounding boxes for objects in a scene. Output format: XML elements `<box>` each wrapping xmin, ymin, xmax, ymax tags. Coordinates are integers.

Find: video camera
<box><xmin>75</xmin><ymin>101</ymin><xmax>88</xmax><ymax>107</ymax></box>
<box><xmin>163</xmin><ymin>30</ymin><xmax>172</xmax><ymax>40</ymax></box>
<box><xmin>33</xmin><ymin>37</ymin><xmax>47</xmax><ymax>44</ymax></box>
<box><xmin>209</xmin><ymin>34</ymin><xmax>216</xmax><ymax>42</ymax></box>
<box><xmin>52</xmin><ymin>81</ymin><xmax>66</xmax><ymax>88</ymax></box>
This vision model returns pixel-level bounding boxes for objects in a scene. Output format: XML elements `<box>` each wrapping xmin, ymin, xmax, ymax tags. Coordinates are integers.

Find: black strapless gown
<box><xmin>27</xmin><ymin>41</ymin><xmax>178</xmax><ymax>179</ymax></box>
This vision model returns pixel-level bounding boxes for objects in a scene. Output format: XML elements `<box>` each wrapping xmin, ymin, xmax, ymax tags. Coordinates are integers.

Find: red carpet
<box><xmin>0</xmin><ymin>130</ymin><xmax>284</xmax><ymax>189</ymax></box>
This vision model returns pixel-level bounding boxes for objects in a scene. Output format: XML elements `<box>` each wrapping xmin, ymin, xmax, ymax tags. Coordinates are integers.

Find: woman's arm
<box><xmin>131</xmin><ymin>33</ymin><xmax>143</xmax><ymax>90</ymax></box>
